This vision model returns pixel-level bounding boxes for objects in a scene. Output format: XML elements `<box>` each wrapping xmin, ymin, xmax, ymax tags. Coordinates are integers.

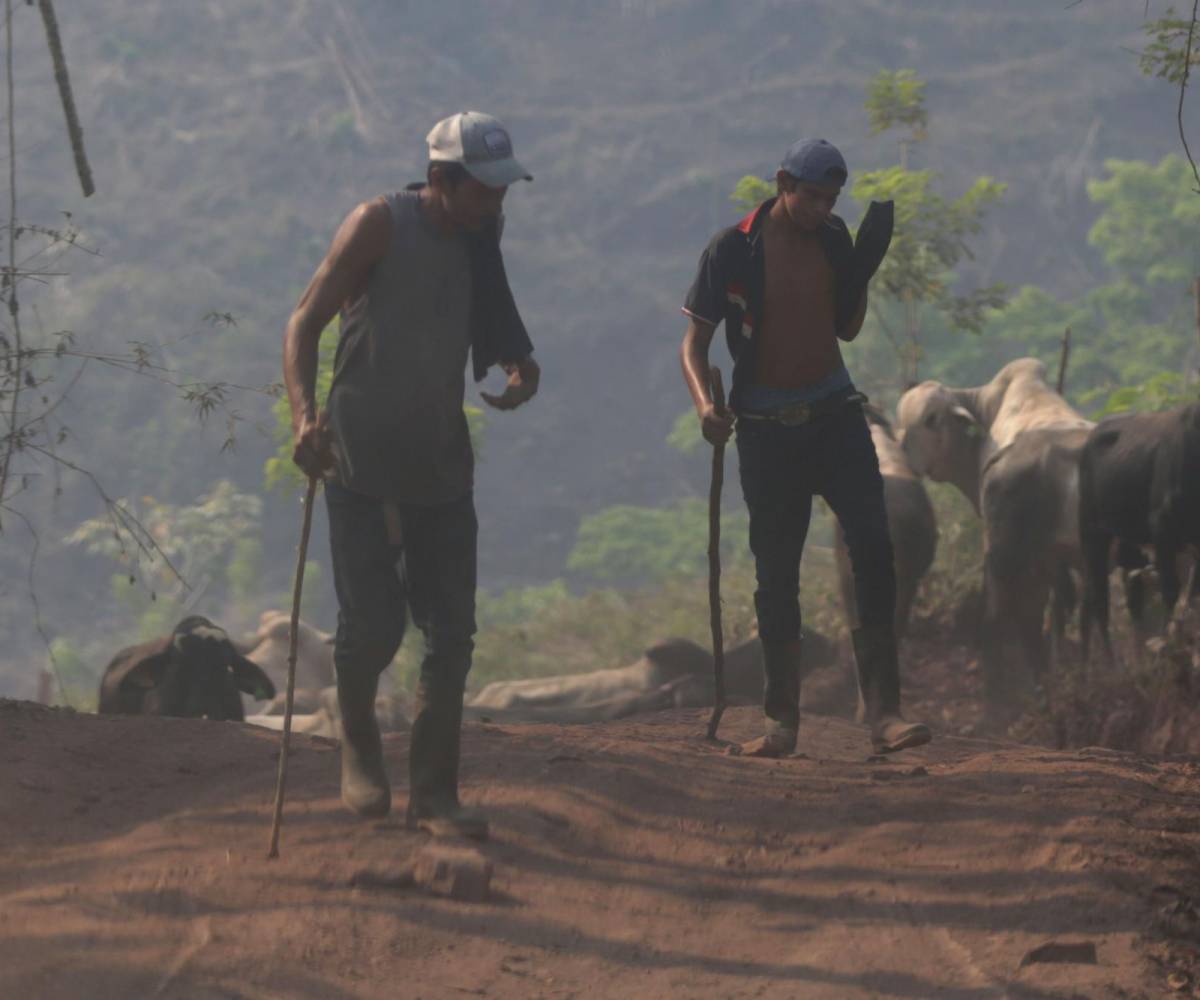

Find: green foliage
<box><xmin>1139</xmin><ymin>8</ymin><xmax>1200</xmax><ymax>86</ymax></box>
<box><xmin>865</xmin><ymin>69</ymin><xmax>929</xmax><ymax>145</ymax></box>
<box><xmin>853</xmin><ymin>166</ymin><xmax>1007</xmax><ymax>327</ymax></box>
<box><xmin>68</xmin><ymin>480</ymin><xmax>265</xmax><ymax>639</ymax></box>
<box><xmin>477</xmin><ymin>579</ymin><xmax>572</xmax><ymax>628</ymax></box>
<box><xmin>1094</xmin><ymin>371</ymin><xmax>1199</xmax><ymax>417</ymax></box>
<box><xmin>731</xmin><ymin>175</ymin><xmax>775</xmax><ymax>212</ymax></box>
<box><xmin>1086</xmin><ymin>155</ymin><xmax>1200</xmax><ymax>287</ymax></box>
<box><xmin>666</xmin><ymin>407</ymin><xmax>704</xmax><ymax>455</ymax></box>
<box><xmin>226</xmin><ymin>537</ymin><xmax>263</xmax><ymax>605</ymax></box>
<box><xmin>567</xmin><ymin>498</ymin><xmax>749</xmax><ymax>585</ymax></box>
<box><xmin>849</xmin><ymin>71</ymin><xmax>1009</xmax><ymax>386</ymax></box>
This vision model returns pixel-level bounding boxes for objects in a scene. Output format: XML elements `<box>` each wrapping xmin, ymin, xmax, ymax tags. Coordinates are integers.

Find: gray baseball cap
<box><xmin>780</xmin><ymin>138</ymin><xmax>847</xmax><ymax>186</ymax></box>
<box><xmin>426</xmin><ymin>111</ymin><xmax>532</xmax><ymax>189</ymax></box>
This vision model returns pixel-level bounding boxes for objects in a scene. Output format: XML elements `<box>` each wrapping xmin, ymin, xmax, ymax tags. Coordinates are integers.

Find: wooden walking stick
<box><xmin>705</xmin><ymin>368</ymin><xmax>729</xmax><ymax>741</ymax></box>
<box><xmin>267</xmin><ymin>474</ymin><xmax>319</xmax><ymax>859</ymax></box>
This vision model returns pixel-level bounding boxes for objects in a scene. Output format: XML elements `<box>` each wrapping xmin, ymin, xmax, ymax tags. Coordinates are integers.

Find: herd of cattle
<box><xmin>96</xmin><ymin>357</ymin><xmax>1199</xmax><ymax>732</ymax></box>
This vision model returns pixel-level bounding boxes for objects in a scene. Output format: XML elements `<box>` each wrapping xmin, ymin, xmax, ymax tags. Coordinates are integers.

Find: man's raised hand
<box><xmin>481</xmin><ymin>356</ymin><xmax>540</xmax><ymax>411</ymax></box>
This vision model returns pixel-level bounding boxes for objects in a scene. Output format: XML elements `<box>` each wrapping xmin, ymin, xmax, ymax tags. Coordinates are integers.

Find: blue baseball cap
<box><xmin>780</xmin><ymin>138</ymin><xmax>847</xmax><ymax>186</ymax></box>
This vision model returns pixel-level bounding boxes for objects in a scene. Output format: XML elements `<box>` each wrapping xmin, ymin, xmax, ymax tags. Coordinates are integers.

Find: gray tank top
<box><xmin>327</xmin><ymin>190</ymin><xmax>474</xmax><ymax>504</ymax></box>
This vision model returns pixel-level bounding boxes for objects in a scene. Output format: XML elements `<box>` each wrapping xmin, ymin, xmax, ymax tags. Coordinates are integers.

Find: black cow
<box><xmin>98</xmin><ymin>615</ymin><xmax>276</xmax><ymax>721</ymax></box>
<box><xmin>1079</xmin><ymin>403</ymin><xmax>1200</xmax><ymax>663</ymax></box>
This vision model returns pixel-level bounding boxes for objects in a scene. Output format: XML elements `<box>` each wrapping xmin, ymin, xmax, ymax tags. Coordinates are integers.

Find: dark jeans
<box><xmin>736</xmin><ymin>401</ymin><xmax>896</xmax><ymax>643</ymax></box>
<box><xmin>325</xmin><ymin>480</ymin><xmax>477</xmax><ymax>694</ymax></box>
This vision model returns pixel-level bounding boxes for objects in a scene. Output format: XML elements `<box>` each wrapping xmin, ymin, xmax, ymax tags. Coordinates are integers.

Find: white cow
<box><xmin>239</xmin><ymin>610</ymin><xmax>336</xmax><ymax>696</ymax></box>
<box><xmin>897</xmin><ymin>358</ymin><xmax>1093</xmax><ymax>704</ymax></box>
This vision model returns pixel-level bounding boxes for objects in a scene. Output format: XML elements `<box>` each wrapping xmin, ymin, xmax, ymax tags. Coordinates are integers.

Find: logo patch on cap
<box><xmin>483</xmin><ymin>129</ymin><xmax>512</xmax><ymax>158</ymax></box>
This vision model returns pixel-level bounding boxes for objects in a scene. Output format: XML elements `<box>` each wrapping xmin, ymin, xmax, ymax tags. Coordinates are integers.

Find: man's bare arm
<box><xmin>283</xmin><ymin>198</ymin><xmax>390</xmax><ymax>476</ymax></box>
<box><xmin>680</xmin><ymin>316</ymin><xmax>733</xmax><ymax>445</ymax></box>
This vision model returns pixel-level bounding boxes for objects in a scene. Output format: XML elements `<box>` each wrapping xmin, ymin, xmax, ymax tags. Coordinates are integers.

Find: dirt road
<box><xmin>3</xmin><ymin>698</ymin><xmax>1200</xmax><ymax>998</ymax></box>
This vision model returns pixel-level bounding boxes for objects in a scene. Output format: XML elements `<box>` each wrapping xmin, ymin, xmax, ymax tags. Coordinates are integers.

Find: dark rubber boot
<box><xmin>337</xmin><ymin>668</ymin><xmax>391</xmax><ymax>818</ymax></box>
<box><xmin>406</xmin><ymin>681</ymin><xmax>488</xmax><ymax>840</ymax></box>
<box><xmin>741</xmin><ymin>639</ymin><xmax>802</xmax><ymax>758</ymax></box>
<box><xmin>852</xmin><ymin>624</ymin><xmax>931</xmax><ymax>754</ymax></box>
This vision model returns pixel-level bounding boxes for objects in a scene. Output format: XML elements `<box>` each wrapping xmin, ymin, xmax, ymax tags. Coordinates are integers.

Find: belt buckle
<box><xmin>777</xmin><ymin>401</ymin><xmax>812</xmax><ymax>427</ymax></box>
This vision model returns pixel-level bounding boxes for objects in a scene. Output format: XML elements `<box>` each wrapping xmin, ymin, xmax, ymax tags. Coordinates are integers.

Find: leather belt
<box><xmin>737</xmin><ymin>391</ymin><xmax>867</xmax><ymax>428</ymax></box>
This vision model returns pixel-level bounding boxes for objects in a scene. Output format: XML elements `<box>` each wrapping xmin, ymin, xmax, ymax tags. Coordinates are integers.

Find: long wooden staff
<box><xmin>705</xmin><ymin>369</ymin><xmax>729</xmax><ymax>741</ymax></box>
<box><xmin>267</xmin><ymin>474</ymin><xmax>318</xmax><ymax>859</ymax></box>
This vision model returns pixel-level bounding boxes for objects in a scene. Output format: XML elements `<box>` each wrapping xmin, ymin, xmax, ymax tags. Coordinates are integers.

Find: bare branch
<box><xmin>34</xmin><ymin>0</ymin><xmax>93</xmax><ymax>197</ymax></box>
<box><xmin>1179</xmin><ymin>0</ymin><xmax>1200</xmax><ymax>191</ymax></box>
<box><xmin>6</xmin><ymin>502</ymin><xmax>71</xmax><ymax>707</ymax></box>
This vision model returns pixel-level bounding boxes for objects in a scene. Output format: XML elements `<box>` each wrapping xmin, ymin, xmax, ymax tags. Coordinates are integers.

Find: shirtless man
<box><xmin>679</xmin><ymin>138</ymin><xmax>929</xmax><ymax>756</ymax></box>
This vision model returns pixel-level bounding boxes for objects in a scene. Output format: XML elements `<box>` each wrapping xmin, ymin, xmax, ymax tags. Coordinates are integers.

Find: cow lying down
<box><xmin>244</xmin><ymin>685</ymin><xmax>409</xmax><ymax>741</ymax></box>
<box><xmin>463</xmin><ymin>632</ymin><xmax>838</xmax><ymax>725</ymax></box>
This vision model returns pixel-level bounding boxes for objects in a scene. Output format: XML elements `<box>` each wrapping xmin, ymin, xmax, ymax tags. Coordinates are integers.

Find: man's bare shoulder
<box><xmin>329</xmin><ymin>196</ymin><xmax>393</xmax><ymax>264</ymax></box>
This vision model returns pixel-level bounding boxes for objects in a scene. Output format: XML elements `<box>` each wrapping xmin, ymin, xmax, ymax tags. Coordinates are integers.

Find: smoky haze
<box><xmin>0</xmin><ymin>0</ymin><xmax>1183</xmax><ymax>695</ymax></box>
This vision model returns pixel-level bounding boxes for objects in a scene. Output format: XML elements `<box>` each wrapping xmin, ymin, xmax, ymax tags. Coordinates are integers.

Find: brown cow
<box><xmin>897</xmin><ymin>359</ymin><xmax>1093</xmax><ymax>705</ymax></box>
<box><xmin>99</xmin><ymin>615</ymin><xmax>275</xmax><ymax>721</ymax></box>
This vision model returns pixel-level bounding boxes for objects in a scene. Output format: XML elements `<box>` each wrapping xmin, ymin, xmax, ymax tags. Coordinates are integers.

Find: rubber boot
<box><xmin>852</xmin><ymin>624</ymin><xmax>931</xmax><ymax>754</ymax></box>
<box><xmin>337</xmin><ymin>668</ymin><xmax>391</xmax><ymax>818</ymax></box>
<box><xmin>405</xmin><ymin>680</ymin><xmax>488</xmax><ymax>840</ymax></box>
<box><xmin>741</xmin><ymin>639</ymin><xmax>802</xmax><ymax>758</ymax></box>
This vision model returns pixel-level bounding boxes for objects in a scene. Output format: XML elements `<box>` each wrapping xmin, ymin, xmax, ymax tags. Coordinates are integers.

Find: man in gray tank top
<box><xmin>283</xmin><ymin>112</ymin><xmax>539</xmax><ymax>840</ymax></box>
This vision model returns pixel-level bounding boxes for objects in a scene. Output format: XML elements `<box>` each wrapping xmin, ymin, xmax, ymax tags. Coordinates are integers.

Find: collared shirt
<box><xmin>682</xmin><ymin>197</ymin><xmax>859</xmax><ymax>413</ymax></box>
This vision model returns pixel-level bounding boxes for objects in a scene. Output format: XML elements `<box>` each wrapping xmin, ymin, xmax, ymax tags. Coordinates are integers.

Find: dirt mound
<box><xmin>3</xmin><ymin>697</ymin><xmax>1200</xmax><ymax>998</ymax></box>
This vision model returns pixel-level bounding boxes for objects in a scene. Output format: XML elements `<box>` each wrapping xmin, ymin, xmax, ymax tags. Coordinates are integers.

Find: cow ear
<box><xmin>228</xmin><ymin>649</ymin><xmax>276</xmax><ymax>700</ymax></box>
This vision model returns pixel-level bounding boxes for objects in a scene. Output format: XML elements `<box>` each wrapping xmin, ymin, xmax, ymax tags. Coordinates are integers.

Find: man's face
<box><xmin>777</xmin><ymin>171</ymin><xmax>841</xmax><ymax>232</ymax></box>
<box><xmin>440</xmin><ymin>173</ymin><xmax>508</xmax><ymax>231</ymax></box>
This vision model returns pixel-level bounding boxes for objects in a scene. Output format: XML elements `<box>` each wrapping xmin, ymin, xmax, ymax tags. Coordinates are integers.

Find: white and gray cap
<box><xmin>426</xmin><ymin>111</ymin><xmax>532</xmax><ymax>189</ymax></box>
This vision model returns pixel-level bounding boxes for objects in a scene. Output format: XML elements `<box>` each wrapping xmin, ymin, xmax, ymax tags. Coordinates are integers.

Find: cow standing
<box><xmin>1079</xmin><ymin>403</ymin><xmax>1200</xmax><ymax>663</ymax></box>
<box><xmin>897</xmin><ymin>359</ymin><xmax>1093</xmax><ymax>705</ymax></box>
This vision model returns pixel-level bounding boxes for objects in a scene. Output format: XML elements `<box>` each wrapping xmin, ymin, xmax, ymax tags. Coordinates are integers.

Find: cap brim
<box><xmin>464</xmin><ymin>156</ymin><xmax>533</xmax><ymax>189</ymax></box>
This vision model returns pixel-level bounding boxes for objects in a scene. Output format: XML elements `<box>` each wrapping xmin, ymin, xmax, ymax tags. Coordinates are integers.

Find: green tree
<box><xmin>855</xmin><ymin>70</ymin><xmax>1007</xmax><ymax>387</ymax></box>
<box><xmin>865</xmin><ymin>68</ymin><xmax>929</xmax><ymax>169</ymax></box>
<box><xmin>1086</xmin><ymin>154</ymin><xmax>1200</xmax><ymax>289</ymax></box>
<box><xmin>567</xmin><ymin>499</ymin><xmax>749</xmax><ymax>585</ymax></box>
<box><xmin>67</xmin><ymin>479</ymin><xmax>263</xmax><ymax>637</ymax></box>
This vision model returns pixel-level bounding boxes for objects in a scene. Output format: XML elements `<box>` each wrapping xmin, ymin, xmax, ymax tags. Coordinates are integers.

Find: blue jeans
<box><xmin>736</xmin><ymin>401</ymin><xmax>896</xmax><ymax>643</ymax></box>
<box><xmin>324</xmin><ymin>480</ymin><xmax>477</xmax><ymax>694</ymax></box>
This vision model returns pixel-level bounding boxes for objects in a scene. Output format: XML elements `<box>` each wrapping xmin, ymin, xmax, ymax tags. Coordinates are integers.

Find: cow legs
<box><xmin>1047</xmin><ymin>560</ymin><xmax>1076</xmax><ymax>671</ymax></box>
<box><xmin>1080</xmin><ymin>531</ymin><xmax>1114</xmax><ymax>669</ymax></box>
<box><xmin>980</xmin><ymin>552</ymin><xmax>1049</xmax><ymax>712</ymax></box>
<box><xmin>1153</xmin><ymin>535</ymin><xmax>1183</xmax><ymax>630</ymax></box>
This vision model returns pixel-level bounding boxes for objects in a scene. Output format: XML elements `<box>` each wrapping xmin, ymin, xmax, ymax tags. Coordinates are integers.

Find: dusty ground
<box><xmin>4</xmin><ymin>685</ymin><xmax>1200</xmax><ymax>1000</ymax></box>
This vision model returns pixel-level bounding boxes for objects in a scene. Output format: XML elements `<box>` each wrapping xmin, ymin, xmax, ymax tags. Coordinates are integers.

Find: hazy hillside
<box><xmin>0</xmin><ymin>0</ymin><xmax>1186</xmax><ymax>686</ymax></box>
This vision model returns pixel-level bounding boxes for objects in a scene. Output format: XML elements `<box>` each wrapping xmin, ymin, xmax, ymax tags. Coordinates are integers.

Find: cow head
<box><xmin>896</xmin><ymin>382</ymin><xmax>984</xmax><ymax>501</ymax></box>
<box><xmin>123</xmin><ymin>615</ymin><xmax>276</xmax><ymax>721</ymax></box>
